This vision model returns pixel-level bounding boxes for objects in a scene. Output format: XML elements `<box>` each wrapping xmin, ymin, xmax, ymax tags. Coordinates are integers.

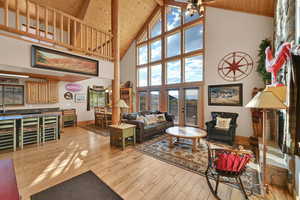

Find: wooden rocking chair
<box><xmin>205</xmin><ymin>144</ymin><xmax>253</xmax><ymax>200</ymax></box>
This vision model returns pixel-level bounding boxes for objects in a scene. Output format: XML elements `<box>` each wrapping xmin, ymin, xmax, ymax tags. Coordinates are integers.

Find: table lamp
<box><xmin>246</xmin><ymin>89</ymin><xmax>287</xmax><ymax>194</ymax></box>
<box><xmin>117</xmin><ymin>99</ymin><xmax>129</xmax><ymax>124</ymax></box>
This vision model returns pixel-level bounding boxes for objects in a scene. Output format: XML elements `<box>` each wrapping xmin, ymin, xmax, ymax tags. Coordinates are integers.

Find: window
<box><xmin>138</xmin><ymin>67</ymin><xmax>148</xmax><ymax>87</ymax></box>
<box><xmin>166</xmin><ymin>60</ymin><xmax>181</xmax><ymax>84</ymax></box>
<box><xmin>138</xmin><ymin>45</ymin><xmax>148</xmax><ymax>65</ymax></box>
<box><xmin>137</xmin><ymin>30</ymin><xmax>147</xmax><ymax>43</ymax></box>
<box><xmin>150</xmin><ymin>64</ymin><xmax>162</xmax><ymax>86</ymax></box>
<box><xmin>0</xmin><ymin>85</ymin><xmax>24</xmax><ymax>106</ymax></box>
<box><xmin>184</xmin><ymin>55</ymin><xmax>203</xmax><ymax>82</ymax></box>
<box><xmin>150</xmin><ymin>15</ymin><xmax>162</xmax><ymax>38</ymax></box>
<box><xmin>89</xmin><ymin>88</ymin><xmax>106</xmax><ymax>108</ymax></box>
<box><xmin>184</xmin><ymin>12</ymin><xmax>200</xmax><ymax>24</ymax></box>
<box><xmin>184</xmin><ymin>24</ymin><xmax>203</xmax><ymax>53</ymax></box>
<box><xmin>166</xmin><ymin>6</ymin><xmax>181</xmax><ymax>31</ymax></box>
<box><xmin>150</xmin><ymin>91</ymin><xmax>160</xmax><ymax>111</ymax></box>
<box><xmin>168</xmin><ymin>90</ymin><xmax>179</xmax><ymax>124</ymax></box>
<box><xmin>166</xmin><ymin>32</ymin><xmax>181</xmax><ymax>58</ymax></box>
<box><xmin>150</xmin><ymin>40</ymin><xmax>162</xmax><ymax>62</ymax></box>
<box><xmin>139</xmin><ymin>91</ymin><xmax>147</xmax><ymax>111</ymax></box>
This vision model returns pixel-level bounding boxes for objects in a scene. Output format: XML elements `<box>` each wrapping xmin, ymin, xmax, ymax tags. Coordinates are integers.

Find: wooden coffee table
<box><xmin>166</xmin><ymin>126</ymin><xmax>207</xmax><ymax>152</ymax></box>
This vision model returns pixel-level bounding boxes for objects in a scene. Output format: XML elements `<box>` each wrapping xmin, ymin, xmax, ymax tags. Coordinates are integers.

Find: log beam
<box><xmin>154</xmin><ymin>0</ymin><xmax>164</xmax><ymax>6</ymax></box>
<box><xmin>111</xmin><ymin>0</ymin><xmax>120</xmax><ymax>125</ymax></box>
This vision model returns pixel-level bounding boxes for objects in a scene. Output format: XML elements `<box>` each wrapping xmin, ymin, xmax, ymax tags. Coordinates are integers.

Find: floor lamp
<box><xmin>245</xmin><ymin>89</ymin><xmax>287</xmax><ymax>195</ymax></box>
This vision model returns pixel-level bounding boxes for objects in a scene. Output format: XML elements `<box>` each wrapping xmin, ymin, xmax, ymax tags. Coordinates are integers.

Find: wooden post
<box><xmin>26</xmin><ymin>0</ymin><xmax>30</xmax><ymax>32</ymax></box>
<box><xmin>36</xmin><ymin>5</ymin><xmax>39</xmax><ymax>36</ymax></box>
<box><xmin>111</xmin><ymin>0</ymin><xmax>120</xmax><ymax>125</ymax></box>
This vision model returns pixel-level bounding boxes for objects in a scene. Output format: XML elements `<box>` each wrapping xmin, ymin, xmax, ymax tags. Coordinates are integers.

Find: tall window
<box><xmin>136</xmin><ymin>4</ymin><xmax>204</xmax><ymax>113</ymax></box>
<box><xmin>150</xmin><ymin>91</ymin><xmax>160</xmax><ymax>111</ymax></box>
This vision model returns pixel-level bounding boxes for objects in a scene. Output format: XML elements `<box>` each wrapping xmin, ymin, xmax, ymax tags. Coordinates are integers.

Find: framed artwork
<box><xmin>31</xmin><ymin>45</ymin><xmax>99</xmax><ymax>76</ymax></box>
<box><xmin>75</xmin><ymin>94</ymin><xmax>86</xmax><ymax>103</ymax></box>
<box><xmin>0</xmin><ymin>84</ymin><xmax>24</xmax><ymax>106</ymax></box>
<box><xmin>64</xmin><ymin>92</ymin><xmax>73</xmax><ymax>100</ymax></box>
<box><xmin>208</xmin><ymin>84</ymin><xmax>243</xmax><ymax>106</ymax></box>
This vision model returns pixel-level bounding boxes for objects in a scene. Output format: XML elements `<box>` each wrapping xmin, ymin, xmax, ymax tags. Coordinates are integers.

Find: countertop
<box><xmin>0</xmin><ymin>113</ymin><xmax>60</xmax><ymax>121</ymax></box>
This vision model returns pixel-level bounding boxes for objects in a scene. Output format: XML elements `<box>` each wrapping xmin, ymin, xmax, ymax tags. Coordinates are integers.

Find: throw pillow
<box><xmin>156</xmin><ymin>114</ymin><xmax>166</xmax><ymax>122</ymax></box>
<box><xmin>215</xmin><ymin>117</ymin><xmax>231</xmax><ymax>130</ymax></box>
<box><xmin>145</xmin><ymin>114</ymin><xmax>157</xmax><ymax>125</ymax></box>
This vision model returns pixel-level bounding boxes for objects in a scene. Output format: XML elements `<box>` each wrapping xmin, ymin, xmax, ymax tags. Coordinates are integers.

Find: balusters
<box><xmin>45</xmin><ymin>7</ymin><xmax>48</xmax><ymax>39</ymax></box>
<box><xmin>53</xmin><ymin>9</ymin><xmax>56</xmax><ymax>40</ymax></box>
<box><xmin>15</xmin><ymin>0</ymin><xmax>19</xmax><ymax>29</ymax></box>
<box><xmin>67</xmin><ymin>17</ymin><xmax>70</xmax><ymax>45</ymax></box>
<box><xmin>36</xmin><ymin>4</ymin><xmax>39</xmax><ymax>36</ymax></box>
<box><xmin>80</xmin><ymin>23</ymin><xmax>83</xmax><ymax>49</ymax></box>
<box><xmin>60</xmin><ymin>13</ymin><xmax>63</xmax><ymax>43</ymax></box>
<box><xmin>26</xmin><ymin>0</ymin><xmax>30</xmax><ymax>32</ymax></box>
<box><xmin>74</xmin><ymin>20</ymin><xmax>77</xmax><ymax>47</ymax></box>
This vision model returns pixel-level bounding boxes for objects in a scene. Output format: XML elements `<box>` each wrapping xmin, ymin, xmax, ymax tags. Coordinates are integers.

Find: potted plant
<box><xmin>257</xmin><ymin>39</ymin><xmax>272</xmax><ymax>84</ymax></box>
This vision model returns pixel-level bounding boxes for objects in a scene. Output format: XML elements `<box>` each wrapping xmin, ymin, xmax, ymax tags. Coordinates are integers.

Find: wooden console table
<box><xmin>109</xmin><ymin>124</ymin><xmax>136</xmax><ymax>150</ymax></box>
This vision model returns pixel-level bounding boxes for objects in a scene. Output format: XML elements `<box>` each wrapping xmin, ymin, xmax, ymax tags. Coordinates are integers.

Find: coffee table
<box><xmin>166</xmin><ymin>126</ymin><xmax>207</xmax><ymax>152</ymax></box>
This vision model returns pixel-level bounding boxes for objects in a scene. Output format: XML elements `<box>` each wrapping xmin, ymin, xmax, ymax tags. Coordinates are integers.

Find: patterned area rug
<box><xmin>79</xmin><ymin>124</ymin><xmax>110</xmax><ymax>137</ymax></box>
<box><xmin>135</xmin><ymin>135</ymin><xmax>261</xmax><ymax>195</ymax></box>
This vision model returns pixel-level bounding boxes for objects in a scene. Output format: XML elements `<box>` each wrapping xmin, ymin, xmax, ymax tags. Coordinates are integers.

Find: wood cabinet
<box><xmin>26</xmin><ymin>80</ymin><xmax>58</xmax><ymax>104</ymax></box>
<box><xmin>120</xmin><ymin>88</ymin><xmax>133</xmax><ymax>112</ymax></box>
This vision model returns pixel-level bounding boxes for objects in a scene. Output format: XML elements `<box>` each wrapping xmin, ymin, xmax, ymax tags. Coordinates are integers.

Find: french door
<box><xmin>167</xmin><ymin>88</ymin><xmax>201</xmax><ymax>127</ymax></box>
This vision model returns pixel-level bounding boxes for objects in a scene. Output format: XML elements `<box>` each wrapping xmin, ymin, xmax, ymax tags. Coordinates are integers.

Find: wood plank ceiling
<box><xmin>30</xmin><ymin>0</ymin><xmax>274</xmax><ymax>58</ymax></box>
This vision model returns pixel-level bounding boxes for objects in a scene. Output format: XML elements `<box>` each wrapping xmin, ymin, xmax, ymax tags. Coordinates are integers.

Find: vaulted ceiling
<box><xmin>29</xmin><ymin>0</ymin><xmax>274</xmax><ymax>58</ymax></box>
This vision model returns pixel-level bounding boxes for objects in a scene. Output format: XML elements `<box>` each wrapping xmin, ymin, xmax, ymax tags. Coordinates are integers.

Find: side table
<box><xmin>109</xmin><ymin>123</ymin><xmax>136</xmax><ymax>150</ymax></box>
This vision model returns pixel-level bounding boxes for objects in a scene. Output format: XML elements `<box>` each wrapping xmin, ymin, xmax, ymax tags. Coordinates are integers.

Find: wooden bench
<box><xmin>0</xmin><ymin>159</ymin><xmax>20</xmax><ymax>200</ymax></box>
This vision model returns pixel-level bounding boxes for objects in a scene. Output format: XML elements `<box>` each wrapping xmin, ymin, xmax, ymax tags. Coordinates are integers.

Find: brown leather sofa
<box><xmin>122</xmin><ymin>111</ymin><xmax>174</xmax><ymax>143</ymax></box>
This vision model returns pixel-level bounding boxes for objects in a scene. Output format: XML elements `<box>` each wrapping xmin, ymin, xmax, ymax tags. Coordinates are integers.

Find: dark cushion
<box><xmin>123</xmin><ymin>113</ymin><xmax>138</xmax><ymax>120</ymax></box>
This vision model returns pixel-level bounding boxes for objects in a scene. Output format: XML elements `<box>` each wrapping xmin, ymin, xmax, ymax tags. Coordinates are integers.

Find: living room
<box><xmin>0</xmin><ymin>0</ymin><xmax>297</xmax><ymax>200</ymax></box>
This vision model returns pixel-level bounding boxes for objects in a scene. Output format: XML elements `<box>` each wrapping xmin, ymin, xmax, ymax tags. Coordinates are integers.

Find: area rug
<box><xmin>80</xmin><ymin>124</ymin><xmax>110</xmax><ymax>137</ymax></box>
<box><xmin>31</xmin><ymin>171</ymin><xmax>123</xmax><ymax>200</ymax></box>
<box><xmin>135</xmin><ymin>135</ymin><xmax>261</xmax><ymax>195</ymax></box>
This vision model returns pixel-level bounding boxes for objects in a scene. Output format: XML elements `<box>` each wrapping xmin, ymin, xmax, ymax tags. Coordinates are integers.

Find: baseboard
<box><xmin>78</xmin><ymin>120</ymin><xmax>94</xmax><ymax>126</ymax></box>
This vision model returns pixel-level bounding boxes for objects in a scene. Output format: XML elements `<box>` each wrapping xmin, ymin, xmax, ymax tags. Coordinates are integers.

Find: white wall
<box><xmin>204</xmin><ymin>7</ymin><xmax>273</xmax><ymax>137</ymax></box>
<box><xmin>120</xmin><ymin>7</ymin><xmax>274</xmax><ymax>137</ymax></box>
<box><xmin>0</xmin><ymin>33</ymin><xmax>113</xmax><ymax>122</ymax></box>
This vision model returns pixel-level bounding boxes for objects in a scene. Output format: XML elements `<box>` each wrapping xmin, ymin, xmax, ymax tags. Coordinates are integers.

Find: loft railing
<box><xmin>0</xmin><ymin>0</ymin><xmax>113</xmax><ymax>61</ymax></box>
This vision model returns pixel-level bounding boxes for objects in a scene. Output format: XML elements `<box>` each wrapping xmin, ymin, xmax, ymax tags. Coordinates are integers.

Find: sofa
<box><xmin>122</xmin><ymin>111</ymin><xmax>174</xmax><ymax>143</ymax></box>
<box><xmin>205</xmin><ymin>112</ymin><xmax>239</xmax><ymax>146</ymax></box>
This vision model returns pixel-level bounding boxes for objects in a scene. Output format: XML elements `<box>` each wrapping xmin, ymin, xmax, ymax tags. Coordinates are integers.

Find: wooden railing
<box><xmin>0</xmin><ymin>0</ymin><xmax>113</xmax><ymax>61</ymax></box>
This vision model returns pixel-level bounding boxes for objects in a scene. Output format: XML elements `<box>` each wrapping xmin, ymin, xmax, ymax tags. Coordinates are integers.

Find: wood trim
<box><xmin>77</xmin><ymin>120</ymin><xmax>94</xmax><ymax>126</ymax></box>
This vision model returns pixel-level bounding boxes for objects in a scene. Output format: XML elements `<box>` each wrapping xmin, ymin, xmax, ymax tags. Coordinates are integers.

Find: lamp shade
<box><xmin>245</xmin><ymin>91</ymin><xmax>287</xmax><ymax>109</ymax></box>
<box><xmin>117</xmin><ymin>99</ymin><xmax>129</xmax><ymax>108</ymax></box>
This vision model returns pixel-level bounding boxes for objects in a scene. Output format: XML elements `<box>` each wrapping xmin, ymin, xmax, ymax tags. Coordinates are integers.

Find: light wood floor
<box><xmin>0</xmin><ymin>127</ymin><xmax>293</xmax><ymax>200</ymax></box>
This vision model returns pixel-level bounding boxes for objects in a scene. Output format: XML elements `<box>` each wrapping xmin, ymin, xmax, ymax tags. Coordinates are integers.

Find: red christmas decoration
<box><xmin>265</xmin><ymin>42</ymin><xmax>291</xmax><ymax>86</ymax></box>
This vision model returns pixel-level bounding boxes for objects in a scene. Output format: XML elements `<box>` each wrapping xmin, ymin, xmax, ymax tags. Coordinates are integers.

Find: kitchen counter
<box><xmin>0</xmin><ymin>107</ymin><xmax>60</xmax><ymax>115</ymax></box>
<box><xmin>0</xmin><ymin>113</ymin><xmax>61</xmax><ymax>121</ymax></box>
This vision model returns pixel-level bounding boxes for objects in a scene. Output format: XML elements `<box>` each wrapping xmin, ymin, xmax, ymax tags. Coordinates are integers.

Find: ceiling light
<box><xmin>0</xmin><ymin>73</ymin><xmax>29</xmax><ymax>78</ymax></box>
<box><xmin>186</xmin><ymin>0</ymin><xmax>215</xmax><ymax>16</ymax></box>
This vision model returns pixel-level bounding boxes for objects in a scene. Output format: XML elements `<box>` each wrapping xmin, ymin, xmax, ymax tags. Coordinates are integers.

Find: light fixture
<box><xmin>186</xmin><ymin>0</ymin><xmax>215</xmax><ymax>16</ymax></box>
<box><xmin>0</xmin><ymin>73</ymin><xmax>29</xmax><ymax>79</ymax></box>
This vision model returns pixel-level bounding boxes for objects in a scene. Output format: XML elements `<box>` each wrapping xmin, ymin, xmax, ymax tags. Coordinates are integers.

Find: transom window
<box><xmin>136</xmin><ymin>3</ymin><xmax>204</xmax><ymax>113</ymax></box>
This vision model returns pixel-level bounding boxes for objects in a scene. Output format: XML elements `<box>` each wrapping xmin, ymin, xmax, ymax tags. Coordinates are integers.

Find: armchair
<box><xmin>205</xmin><ymin>112</ymin><xmax>238</xmax><ymax>146</ymax></box>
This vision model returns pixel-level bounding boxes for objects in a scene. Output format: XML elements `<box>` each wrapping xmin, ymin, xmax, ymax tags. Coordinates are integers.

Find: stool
<box><xmin>0</xmin><ymin>120</ymin><xmax>17</xmax><ymax>151</ymax></box>
<box><xmin>41</xmin><ymin>116</ymin><xmax>58</xmax><ymax>143</ymax></box>
<box><xmin>20</xmin><ymin>117</ymin><xmax>40</xmax><ymax>149</ymax></box>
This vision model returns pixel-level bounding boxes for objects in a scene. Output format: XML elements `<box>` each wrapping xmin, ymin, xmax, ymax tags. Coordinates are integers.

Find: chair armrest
<box><xmin>205</xmin><ymin>120</ymin><xmax>216</xmax><ymax>129</ymax></box>
<box><xmin>164</xmin><ymin>112</ymin><xmax>174</xmax><ymax>122</ymax></box>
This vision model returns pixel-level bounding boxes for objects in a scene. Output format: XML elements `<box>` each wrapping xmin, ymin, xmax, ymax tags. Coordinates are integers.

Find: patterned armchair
<box><xmin>205</xmin><ymin>112</ymin><xmax>239</xmax><ymax>146</ymax></box>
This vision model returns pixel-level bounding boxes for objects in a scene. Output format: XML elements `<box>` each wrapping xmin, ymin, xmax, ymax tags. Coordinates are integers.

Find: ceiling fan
<box><xmin>176</xmin><ymin>0</ymin><xmax>216</xmax><ymax>16</ymax></box>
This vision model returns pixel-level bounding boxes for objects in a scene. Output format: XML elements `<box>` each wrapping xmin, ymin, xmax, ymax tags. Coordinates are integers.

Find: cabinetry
<box><xmin>26</xmin><ymin>80</ymin><xmax>58</xmax><ymax>104</ymax></box>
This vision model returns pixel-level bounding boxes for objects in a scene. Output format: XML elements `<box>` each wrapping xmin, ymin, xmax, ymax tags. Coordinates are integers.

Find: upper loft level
<box><xmin>0</xmin><ymin>0</ymin><xmax>113</xmax><ymax>61</ymax></box>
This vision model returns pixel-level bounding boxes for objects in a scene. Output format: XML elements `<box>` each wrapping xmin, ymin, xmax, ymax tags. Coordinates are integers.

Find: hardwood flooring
<box><xmin>0</xmin><ymin>127</ymin><xmax>293</xmax><ymax>200</ymax></box>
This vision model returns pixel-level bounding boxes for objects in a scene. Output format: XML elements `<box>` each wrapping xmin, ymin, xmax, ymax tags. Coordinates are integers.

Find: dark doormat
<box><xmin>79</xmin><ymin>124</ymin><xmax>110</xmax><ymax>137</ymax></box>
<box><xmin>31</xmin><ymin>171</ymin><xmax>123</xmax><ymax>200</ymax></box>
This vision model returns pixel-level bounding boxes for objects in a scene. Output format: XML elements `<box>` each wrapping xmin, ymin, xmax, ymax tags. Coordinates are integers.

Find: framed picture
<box><xmin>31</xmin><ymin>45</ymin><xmax>99</xmax><ymax>76</ymax></box>
<box><xmin>208</xmin><ymin>84</ymin><xmax>243</xmax><ymax>106</ymax></box>
<box><xmin>75</xmin><ymin>94</ymin><xmax>86</xmax><ymax>103</ymax></box>
<box><xmin>0</xmin><ymin>84</ymin><xmax>24</xmax><ymax>106</ymax></box>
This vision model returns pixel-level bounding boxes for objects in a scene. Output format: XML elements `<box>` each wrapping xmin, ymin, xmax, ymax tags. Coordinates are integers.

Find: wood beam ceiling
<box><xmin>76</xmin><ymin>0</ymin><xmax>91</xmax><ymax>19</ymax></box>
<box><xmin>154</xmin><ymin>0</ymin><xmax>164</xmax><ymax>6</ymax></box>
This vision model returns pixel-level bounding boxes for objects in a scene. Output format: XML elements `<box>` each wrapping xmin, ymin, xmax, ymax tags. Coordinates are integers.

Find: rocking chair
<box><xmin>205</xmin><ymin>144</ymin><xmax>253</xmax><ymax>200</ymax></box>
